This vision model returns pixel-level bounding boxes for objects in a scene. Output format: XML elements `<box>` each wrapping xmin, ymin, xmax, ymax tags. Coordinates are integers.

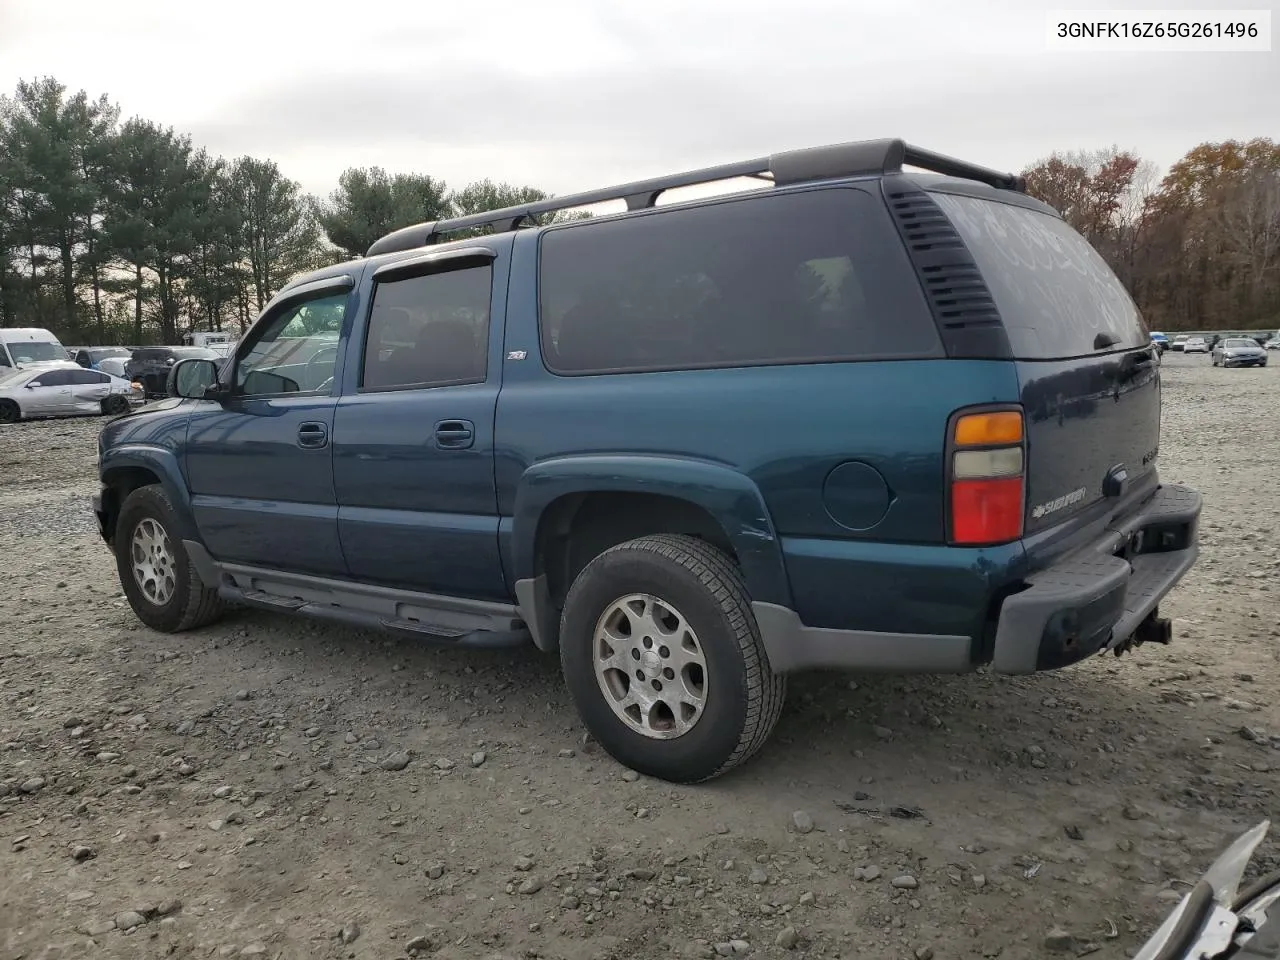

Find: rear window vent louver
<box><xmin>889</xmin><ymin>192</ymin><xmax>966</xmax><ymax>253</ymax></box>
<box><xmin>884</xmin><ymin>185</ymin><xmax>1011</xmax><ymax>360</ymax></box>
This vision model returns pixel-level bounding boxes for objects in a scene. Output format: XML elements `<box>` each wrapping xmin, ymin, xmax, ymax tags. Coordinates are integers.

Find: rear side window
<box><xmin>67</xmin><ymin>370</ymin><xmax>110</xmax><ymax>385</ymax></box>
<box><xmin>538</xmin><ymin>187</ymin><xmax>941</xmax><ymax>375</ymax></box>
<box><xmin>929</xmin><ymin>191</ymin><xmax>1148</xmax><ymax>360</ymax></box>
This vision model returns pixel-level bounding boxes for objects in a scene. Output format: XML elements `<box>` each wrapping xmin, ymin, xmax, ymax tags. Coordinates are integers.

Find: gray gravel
<box><xmin>1</xmin><ymin>352</ymin><xmax>1277</xmax><ymax>960</ymax></box>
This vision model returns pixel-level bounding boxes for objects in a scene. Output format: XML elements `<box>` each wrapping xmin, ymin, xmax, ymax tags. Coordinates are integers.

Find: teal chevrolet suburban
<box><xmin>92</xmin><ymin>138</ymin><xmax>1201</xmax><ymax>783</ymax></box>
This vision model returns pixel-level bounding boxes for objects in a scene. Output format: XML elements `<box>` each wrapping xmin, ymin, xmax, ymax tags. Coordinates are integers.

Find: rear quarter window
<box><xmin>538</xmin><ymin>186</ymin><xmax>942</xmax><ymax>375</ymax></box>
<box><xmin>929</xmin><ymin>191</ymin><xmax>1148</xmax><ymax>360</ymax></box>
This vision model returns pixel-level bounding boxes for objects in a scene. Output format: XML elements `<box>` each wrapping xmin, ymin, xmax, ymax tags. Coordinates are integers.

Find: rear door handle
<box><xmin>297</xmin><ymin>421</ymin><xmax>328</xmax><ymax>449</ymax></box>
<box><xmin>434</xmin><ymin>419</ymin><xmax>474</xmax><ymax>449</ymax></box>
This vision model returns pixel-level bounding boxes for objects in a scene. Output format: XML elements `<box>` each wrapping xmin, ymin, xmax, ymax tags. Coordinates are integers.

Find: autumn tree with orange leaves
<box><xmin>1023</xmin><ymin>139</ymin><xmax>1280</xmax><ymax>332</ymax></box>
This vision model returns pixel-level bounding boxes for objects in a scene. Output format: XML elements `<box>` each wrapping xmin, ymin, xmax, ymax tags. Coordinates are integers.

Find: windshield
<box><xmin>6</xmin><ymin>341</ymin><xmax>68</xmax><ymax>363</ymax></box>
<box><xmin>172</xmin><ymin>347</ymin><xmax>218</xmax><ymax>360</ymax></box>
<box><xmin>1223</xmin><ymin>338</ymin><xmax>1257</xmax><ymax>348</ymax></box>
<box><xmin>90</xmin><ymin>347</ymin><xmax>131</xmax><ymax>359</ymax></box>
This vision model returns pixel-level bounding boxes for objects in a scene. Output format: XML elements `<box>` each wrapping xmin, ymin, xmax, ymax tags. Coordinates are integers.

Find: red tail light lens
<box><xmin>951</xmin><ymin>477</ymin><xmax>1024</xmax><ymax>544</ymax></box>
<box><xmin>948</xmin><ymin>409</ymin><xmax>1026</xmax><ymax>546</ymax></box>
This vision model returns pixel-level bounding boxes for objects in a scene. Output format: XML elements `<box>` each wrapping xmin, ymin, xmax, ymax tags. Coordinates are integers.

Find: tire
<box><xmin>114</xmin><ymin>484</ymin><xmax>224</xmax><ymax>633</ymax></box>
<box><xmin>101</xmin><ymin>394</ymin><xmax>129</xmax><ymax>416</ymax></box>
<box><xmin>0</xmin><ymin>399</ymin><xmax>19</xmax><ymax>424</ymax></box>
<box><xmin>558</xmin><ymin>533</ymin><xmax>786</xmax><ymax>783</ymax></box>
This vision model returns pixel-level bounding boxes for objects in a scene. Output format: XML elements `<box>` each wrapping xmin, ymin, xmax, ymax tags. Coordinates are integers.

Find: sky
<box><xmin>1</xmin><ymin>0</ymin><xmax>1275</xmax><ymax>207</ymax></box>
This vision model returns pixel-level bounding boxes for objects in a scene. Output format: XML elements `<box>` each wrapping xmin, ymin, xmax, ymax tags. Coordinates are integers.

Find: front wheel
<box><xmin>114</xmin><ymin>485</ymin><xmax>225</xmax><ymax>633</ymax></box>
<box><xmin>0</xmin><ymin>399</ymin><xmax>20</xmax><ymax>424</ymax></box>
<box><xmin>559</xmin><ymin>534</ymin><xmax>786</xmax><ymax>783</ymax></box>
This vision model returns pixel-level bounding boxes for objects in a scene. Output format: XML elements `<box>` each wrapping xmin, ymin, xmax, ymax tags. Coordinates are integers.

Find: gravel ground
<box><xmin>1</xmin><ymin>352</ymin><xmax>1277</xmax><ymax>960</ymax></box>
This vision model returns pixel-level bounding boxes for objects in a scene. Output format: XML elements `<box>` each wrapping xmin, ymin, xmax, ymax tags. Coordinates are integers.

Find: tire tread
<box><xmin>569</xmin><ymin>533</ymin><xmax>786</xmax><ymax>782</ymax></box>
<box><xmin>117</xmin><ymin>485</ymin><xmax>224</xmax><ymax>632</ymax></box>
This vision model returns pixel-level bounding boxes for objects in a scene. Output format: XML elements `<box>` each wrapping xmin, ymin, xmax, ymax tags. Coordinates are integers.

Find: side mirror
<box><xmin>169</xmin><ymin>358</ymin><xmax>222</xmax><ymax>400</ymax></box>
<box><xmin>26</xmin><ymin>381</ymin><xmax>41</xmax><ymax>389</ymax></box>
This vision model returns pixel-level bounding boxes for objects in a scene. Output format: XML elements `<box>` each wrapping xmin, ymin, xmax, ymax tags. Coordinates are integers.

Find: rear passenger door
<box><xmin>332</xmin><ymin>244</ymin><xmax>510</xmax><ymax>601</ymax></box>
<box><xmin>66</xmin><ymin>369</ymin><xmax>113</xmax><ymax>412</ymax></box>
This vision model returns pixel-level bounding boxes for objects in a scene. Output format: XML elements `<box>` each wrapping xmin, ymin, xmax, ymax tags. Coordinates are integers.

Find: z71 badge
<box><xmin>1031</xmin><ymin>487</ymin><xmax>1087</xmax><ymax>520</ymax></box>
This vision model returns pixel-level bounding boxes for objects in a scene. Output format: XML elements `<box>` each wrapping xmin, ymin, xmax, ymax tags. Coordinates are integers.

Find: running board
<box><xmin>184</xmin><ymin>544</ymin><xmax>531</xmax><ymax>649</ymax></box>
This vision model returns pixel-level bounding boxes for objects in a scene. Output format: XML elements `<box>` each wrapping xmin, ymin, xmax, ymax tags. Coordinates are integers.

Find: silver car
<box><xmin>0</xmin><ymin>366</ymin><xmax>143</xmax><ymax>424</ymax></box>
<box><xmin>1212</xmin><ymin>336</ymin><xmax>1268</xmax><ymax>368</ymax></box>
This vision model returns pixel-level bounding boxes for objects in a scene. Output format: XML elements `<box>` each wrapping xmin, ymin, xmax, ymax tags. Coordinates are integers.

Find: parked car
<box><xmin>1183</xmin><ymin>336</ymin><xmax>1208</xmax><ymax>353</ymax></box>
<box><xmin>125</xmin><ymin>346</ymin><xmax>221</xmax><ymax>398</ymax></box>
<box><xmin>97</xmin><ymin>354</ymin><xmax>133</xmax><ymax>379</ymax></box>
<box><xmin>1264</xmin><ymin>336</ymin><xmax>1280</xmax><ymax>351</ymax></box>
<box><xmin>0</xmin><ymin>366</ymin><xmax>142</xmax><ymax>423</ymax></box>
<box><xmin>1212</xmin><ymin>336</ymin><xmax>1268</xmax><ymax>368</ymax></box>
<box><xmin>0</xmin><ymin>327</ymin><xmax>78</xmax><ymax>372</ymax></box>
<box><xmin>1149</xmin><ymin>331</ymin><xmax>1169</xmax><ymax>353</ymax></box>
<box><xmin>72</xmin><ymin>346</ymin><xmax>134</xmax><ymax>372</ymax></box>
<box><xmin>93</xmin><ymin>137</ymin><xmax>1202</xmax><ymax>784</ymax></box>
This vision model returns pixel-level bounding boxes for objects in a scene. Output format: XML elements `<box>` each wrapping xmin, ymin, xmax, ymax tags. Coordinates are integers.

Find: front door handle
<box><xmin>297</xmin><ymin>421</ymin><xmax>328</xmax><ymax>449</ymax></box>
<box><xmin>434</xmin><ymin>419</ymin><xmax>474</xmax><ymax>449</ymax></box>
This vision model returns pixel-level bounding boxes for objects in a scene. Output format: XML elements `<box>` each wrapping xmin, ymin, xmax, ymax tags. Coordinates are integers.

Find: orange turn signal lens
<box><xmin>953</xmin><ymin>411</ymin><xmax>1023</xmax><ymax>447</ymax></box>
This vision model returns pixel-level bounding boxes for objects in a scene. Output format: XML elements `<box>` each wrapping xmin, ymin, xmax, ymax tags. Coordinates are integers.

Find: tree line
<box><xmin>0</xmin><ymin>77</ymin><xmax>570</xmax><ymax>346</ymax></box>
<box><xmin>2</xmin><ymin>75</ymin><xmax>1276</xmax><ymax>346</ymax></box>
<box><xmin>1021</xmin><ymin>139</ymin><xmax>1279</xmax><ymax>333</ymax></box>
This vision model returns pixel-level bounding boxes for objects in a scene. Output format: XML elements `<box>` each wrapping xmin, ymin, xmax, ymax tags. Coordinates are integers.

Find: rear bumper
<box><xmin>990</xmin><ymin>483</ymin><xmax>1201</xmax><ymax>674</ymax></box>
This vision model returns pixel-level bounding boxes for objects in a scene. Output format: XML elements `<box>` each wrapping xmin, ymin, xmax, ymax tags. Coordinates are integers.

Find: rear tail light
<box><xmin>948</xmin><ymin>408</ymin><xmax>1025</xmax><ymax>546</ymax></box>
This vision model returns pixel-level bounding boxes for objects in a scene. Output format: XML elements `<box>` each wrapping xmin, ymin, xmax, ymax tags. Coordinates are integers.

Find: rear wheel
<box><xmin>101</xmin><ymin>394</ymin><xmax>129</xmax><ymax>415</ymax></box>
<box><xmin>558</xmin><ymin>533</ymin><xmax>785</xmax><ymax>783</ymax></box>
<box><xmin>0</xmin><ymin>399</ymin><xmax>19</xmax><ymax>424</ymax></box>
<box><xmin>115</xmin><ymin>485</ymin><xmax>224</xmax><ymax>633</ymax></box>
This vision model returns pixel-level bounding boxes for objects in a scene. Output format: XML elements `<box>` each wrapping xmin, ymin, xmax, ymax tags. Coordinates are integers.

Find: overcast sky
<box><xmin>1</xmin><ymin>0</ymin><xmax>1275</xmax><ymax>204</ymax></box>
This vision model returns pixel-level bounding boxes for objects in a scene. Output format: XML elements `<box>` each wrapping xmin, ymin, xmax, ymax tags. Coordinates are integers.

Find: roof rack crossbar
<box><xmin>901</xmin><ymin>145</ymin><xmax>1027</xmax><ymax>193</ymax></box>
<box><xmin>364</xmin><ymin>138</ymin><xmax>1025</xmax><ymax>257</ymax></box>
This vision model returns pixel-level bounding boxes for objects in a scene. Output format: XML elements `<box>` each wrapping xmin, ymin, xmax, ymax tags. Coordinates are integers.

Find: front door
<box><xmin>184</xmin><ymin>277</ymin><xmax>357</xmax><ymax>576</ymax></box>
<box><xmin>21</xmin><ymin>368</ymin><xmax>73</xmax><ymax>415</ymax></box>
<box><xmin>332</xmin><ymin>248</ymin><xmax>507</xmax><ymax>601</ymax></box>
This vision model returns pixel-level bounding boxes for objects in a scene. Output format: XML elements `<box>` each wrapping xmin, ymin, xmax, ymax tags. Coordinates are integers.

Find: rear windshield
<box><xmin>929</xmin><ymin>191</ymin><xmax>1149</xmax><ymax>360</ymax></box>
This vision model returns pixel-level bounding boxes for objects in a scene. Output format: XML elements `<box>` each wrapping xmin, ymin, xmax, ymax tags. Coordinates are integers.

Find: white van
<box><xmin>0</xmin><ymin>328</ymin><xmax>78</xmax><ymax>371</ymax></box>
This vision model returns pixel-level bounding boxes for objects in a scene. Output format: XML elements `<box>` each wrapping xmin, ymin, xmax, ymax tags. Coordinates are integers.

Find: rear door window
<box><xmin>929</xmin><ymin>191</ymin><xmax>1148</xmax><ymax>360</ymax></box>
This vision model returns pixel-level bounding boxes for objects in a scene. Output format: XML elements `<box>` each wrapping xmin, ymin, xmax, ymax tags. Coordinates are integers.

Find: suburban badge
<box><xmin>1031</xmin><ymin>486</ymin><xmax>1087</xmax><ymax>519</ymax></box>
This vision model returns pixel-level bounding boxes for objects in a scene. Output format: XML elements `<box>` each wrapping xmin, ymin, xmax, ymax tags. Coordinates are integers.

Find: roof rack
<box><xmin>365</xmin><ymin>137</ymin><xmax>1026</xmax><ymax>257</ymax></box>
